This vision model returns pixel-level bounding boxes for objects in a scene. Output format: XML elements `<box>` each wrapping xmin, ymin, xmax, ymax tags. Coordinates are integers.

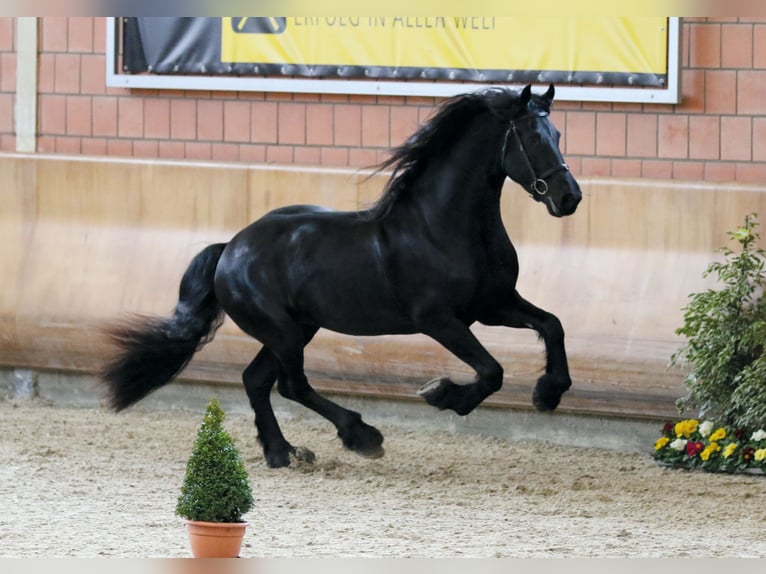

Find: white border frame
<box><xmin>105</xmin><ymin>17</ymin><xmax>681</xmax><ymax>104</ymax></box>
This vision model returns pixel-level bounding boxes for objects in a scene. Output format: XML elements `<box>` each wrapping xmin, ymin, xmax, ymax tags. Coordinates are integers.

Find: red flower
<box><xmin>743</xmin><ymin>446</ymin><xmax>755</xmax><ymax>461</ymax></box>
<box><xmin>662</xmin><ymin>422</ymin><xmax>675</xmax><ymax>435</ymax></box>
<box><xmin>685</xmin><ymin>441</ymin><xmax>704</xmax><ymax>457</ymax></box>
<box><xmin>734</xmin><ymin>428</ymin><xmax>747</xmax><ymax>441</ymax></box>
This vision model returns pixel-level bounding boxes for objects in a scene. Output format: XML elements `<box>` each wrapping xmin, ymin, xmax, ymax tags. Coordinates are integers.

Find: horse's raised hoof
<box><xmin>339</xmin><ymin>420</ymin><xmax>385</xmax><ymax>460</ymax></box>
<box><xmin>532</xmin><ymin>373</ymin><xmax>570</xmax><ymax>412</ymax></box>
<box><xmin>417</xmin><ymin>377</ymin><xmax>453</xmax><ymax>408</ymax></box>
<box><xmin>418</xmin><ymin>377</ymin><xmax>475</xmax><ymax>415</ymax></box>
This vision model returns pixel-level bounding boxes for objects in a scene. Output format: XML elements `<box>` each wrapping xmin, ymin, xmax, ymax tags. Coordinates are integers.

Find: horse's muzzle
<box><xmin>559</xmin><ymin>192</ymin><xmax>581</xmax><ymax>216</ymax></box>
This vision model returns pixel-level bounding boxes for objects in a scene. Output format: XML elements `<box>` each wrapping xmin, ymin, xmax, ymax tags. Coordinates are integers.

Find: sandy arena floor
<box><xmin>0</xmin><ymin>399</ymin><xmax>764</xmax><ymax>558</ymax></box>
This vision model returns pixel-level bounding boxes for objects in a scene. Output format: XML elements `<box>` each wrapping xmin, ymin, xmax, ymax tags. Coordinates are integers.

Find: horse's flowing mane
<box><xmin>368</xmin><ymin>88</ymin><xmax>524</xmax><ymax>219</ymax></box>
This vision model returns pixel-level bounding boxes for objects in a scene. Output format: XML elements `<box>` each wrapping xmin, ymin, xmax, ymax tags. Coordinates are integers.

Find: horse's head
<box><xmin>501</xmin><ymin>84</ymin><xmax>581</xmax><ymax>217</ymax></box>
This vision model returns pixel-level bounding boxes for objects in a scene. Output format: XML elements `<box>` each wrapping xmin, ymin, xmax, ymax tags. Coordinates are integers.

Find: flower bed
<box><xmin>653</xmin><ymin>419</ymin><xmax>766</xmax><ymax>474</ymax></box>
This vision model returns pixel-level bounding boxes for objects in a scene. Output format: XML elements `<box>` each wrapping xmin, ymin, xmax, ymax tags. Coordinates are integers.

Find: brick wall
<box><xmin>1</xmin><ymin>16</ymin><xmax>766</xmax><ymax>184</ymax></box>
<box><xmin>0</xmin><ymin>18</ymin><xmax>15</xmax><ymax>151</ymax></box>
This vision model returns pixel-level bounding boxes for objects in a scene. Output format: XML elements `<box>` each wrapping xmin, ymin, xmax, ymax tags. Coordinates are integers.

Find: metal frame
<box><xmin>105</xmin><ymin>17</ymin><xmax>681</xmax><ymax>104</ymax></box>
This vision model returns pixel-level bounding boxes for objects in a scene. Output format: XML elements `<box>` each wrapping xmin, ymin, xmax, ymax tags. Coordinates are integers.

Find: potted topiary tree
<box><xmin>176</xmin><ymin>398</ymin><xmax>254</xmax><ymax>558</ymax></box>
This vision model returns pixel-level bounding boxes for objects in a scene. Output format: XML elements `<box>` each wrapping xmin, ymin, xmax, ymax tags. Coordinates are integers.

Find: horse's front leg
<box><xmin>490</xmin><ymin>291</ymin><xmax>571</xmax><ymax>411</ymax></box>
<box><xmin>416</xmin><ymin>314</ymin><xmax>504</xmax><ymax>416</ymax></box>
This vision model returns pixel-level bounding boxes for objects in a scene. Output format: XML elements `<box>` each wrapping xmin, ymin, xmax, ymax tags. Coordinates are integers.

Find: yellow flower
<box><xmin>675</xmin><ymin>419</ymin><xmax>699</xmax><ymax>438</ymax></box>
<box><xmin>709</xmin><ymin>428</ymin><xmax>727</xmax><ymax>442</ymax></box>
<box><xmin>700</xmin><ymin>442</ymin><xmax>720</xmax><ymax>461</ymax></box>
<box><xmin>755</xmin><ymin>449</ymin><xmax>766</xmax><ymax>462</ymax></box>
<box><xmin>655</xmin><ymin>437</ymin><xmax>670</xmax><ymax>451</ymax></box>
<box><xmin>723</xmin><ymin>443</ymin><xmax>738</xmax><ymax>458</ymax></box>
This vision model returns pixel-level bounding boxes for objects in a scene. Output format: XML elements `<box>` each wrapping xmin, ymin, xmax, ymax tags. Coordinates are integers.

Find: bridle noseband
<box><xmin>500</xmin><ymin>112</ymin><xmax>569</xmax><ymax>197</ymax></box>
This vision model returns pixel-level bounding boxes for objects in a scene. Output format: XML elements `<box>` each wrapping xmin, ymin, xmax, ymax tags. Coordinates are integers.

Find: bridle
<box><xmin>500</xmin><ymin>112</ymin><xmax>570</xmax><ymax>197</ymax></box>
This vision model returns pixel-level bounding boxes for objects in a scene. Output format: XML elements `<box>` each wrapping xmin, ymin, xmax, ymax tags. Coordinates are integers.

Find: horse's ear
<box><xmin>520</xmin><ymin>84</ymin><xmax>532</xmax><ymax>109</ymax></box>
<box><xmin>543</xmin><ymin>84</ymin><xmax>555</xmax><ymax>105</ymax></box>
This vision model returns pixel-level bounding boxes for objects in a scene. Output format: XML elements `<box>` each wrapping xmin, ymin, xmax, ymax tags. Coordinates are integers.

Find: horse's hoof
<box><xmin>418</xmin><ymin>377</ymin><xmax>450</xmax><ymax>399</ymax></box>
<box><xmin>356</xmin><ymin>445</ymin><xmax>385</xmax><ymax>460</ymax></box>
<box><xmin>292</xmin><ymin>446</ymin><xmax>316</xmax><ymax>464</ymax></box>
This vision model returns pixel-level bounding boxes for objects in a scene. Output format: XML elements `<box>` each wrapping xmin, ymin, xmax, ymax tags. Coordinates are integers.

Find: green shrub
<box><xmin>672</xmin><ymin>213</ymin><xmax>766</xmax><ymax>429</ymax></box>
<box><xmin>176</xmin><ymin>399</ymin><xmax>254</xmax><ymax>523</ymax></box>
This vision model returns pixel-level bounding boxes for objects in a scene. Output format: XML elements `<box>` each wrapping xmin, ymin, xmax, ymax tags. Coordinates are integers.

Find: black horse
<box><xmin>101</xmin><ymin>84</ymin><xmax>581</xmax><ymax>468</ymax></box>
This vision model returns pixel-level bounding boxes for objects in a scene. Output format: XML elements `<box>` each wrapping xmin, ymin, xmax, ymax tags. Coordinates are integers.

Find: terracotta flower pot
<box><xmin>186</xmin><ymin>520</ymin><xmax>248</xmax><ymax>558</ymax></box>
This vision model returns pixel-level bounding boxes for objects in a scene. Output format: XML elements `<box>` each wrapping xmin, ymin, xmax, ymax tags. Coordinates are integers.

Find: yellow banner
<box><xmin>221</xmin><ymin>17</ymin><xmax>668</xmax><ymax>84</ymax></box>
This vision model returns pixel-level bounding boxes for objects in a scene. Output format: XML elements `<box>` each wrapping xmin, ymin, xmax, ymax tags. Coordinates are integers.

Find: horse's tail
<box><xmin>99</xmin><ymin>243</ymin><xmax>228</xmax><ymax>411</ymax></box>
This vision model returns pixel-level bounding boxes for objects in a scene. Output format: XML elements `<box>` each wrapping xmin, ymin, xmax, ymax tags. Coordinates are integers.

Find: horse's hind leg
<box><xmin>242</xmin><ymin>347</ymin><xmax>315</xmax><ymax>468</ymax></box>
<box><xmin>271</xmin><ymin>329</ymin><xmax>385</xmax><ymax>460</ymax></box>
<box><xmin>494</xmin><ymin>292</ymin><xmax>571</xmax><ymax>411</ymax></box>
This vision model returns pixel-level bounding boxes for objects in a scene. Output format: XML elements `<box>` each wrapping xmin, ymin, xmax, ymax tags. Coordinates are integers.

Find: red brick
<box><xmin>610</xmin><ymin>159</ymin><xmax>642</xmax><ymax>178</ymax></box>
<box><xmin>197</xmin><ymin>99</ymin><xmax>223</xmax><ymax>141</ymax></box>
<box><xmin>159</xmin><ymin>141</ymin><xmax>185</xmax><ymax>159</ymax></box>
<box><xmin>689</xmin><ymin>23</ymin><xmax>721</xmax><ymax>68</ymax></box>
<box><xmin>704</xmin><ymin>70</ymin><xmax>736</xmax><ymax>114</ymax></box>
<box><xmin>306</xmin><ymin>104</ymin><xmax>333</xmax><ymax>146</ymax></box>
<box><xmin>41</xmin><ymin>18</ymin><xmax>68</xmax><ymax>52</ymax></box>
<box><xmin>223</xmin><ymin>100</ymin><xmax>251</xmax><ymax>143</ymax></box>
<box><xmin>212</xmin><ymin>143</ymin><xmax>239</xmax><ymax>162</ymax></box>
<box><xmin>37</xmin><ymin>54</ymin><xmax>54</xmax><ymax>93</ymax></box>
<box><xmin>54</xmin><ymin>54</ymin><xmax>81</xmax><ymax>94</ymax></box>
<box><xmin>81</xmin><ymin>138</ymin><xmax>107</xmax><ymax>156</ymax></box>
<box><xmin>239</xmin><ymin>144</ymin><xmax>266</xmax><ymax>163</ymax></box>
<box><xmin>80</xmin><ymin>54</ymin><xmax>105</xmax><ymax>95</ymax></box>
<box><xmin>0</xmin><ymin>93</ymin><xmax>12</xmax><ymax>132</ymax></box>
<box><xmin>294</xmin><ymin>146</ymin><xmax>322</xmax><ymax>165</ymax></box>
<box><xmin>321</xmin><ymin>146</ymin><xmax>349</xmax><ymax>166</ymax></box>
<box><xmin>68</xmin><ymin>17</ymin><xmax>94</xmax><ymax>53</ymax></box>
<box><xmin>753</xmin><ymin>118</ymin><xmax>766</xmax><ymax>162</ymax></box>
<box><xmin>564</xmin><ymin>112</ymin><xmax>596</xmax><ymax>155</ymax></box>
<box><xmin>736</xmin><ymin>163</ymin><xmax>766</xmax><ymax>183</ymax></box>
<box><xmin>133</xmin><ymin>140</ymin><xmax>159</xmax><ymax>158</ymax></box>
<box><xmin>0</xmin><ymin>53</ymin><xmax>16</xmax><ymax>92</ymax></box>
<box><xmin>0</xmin><ymin>134</ymin><xmax>16</xmax><ymax>151</ymax></box>
<box><xmin>580</xmin><ymin>157</ymin><xmax>611</xmax><ymax>177</ymax></box>
<box><xmin>266</xmin><ymin>145</ymin><xmax>293</xmax><ymax>164</ymax></box>
<box><xmin>107</xmin><ymin>139</ymin><xmax>133</xmax><ymax>157</ymax></box>
<box><xmin>118</xmin><ymin>97</ymin><xmax>143</xmax><ymax>138</ymax></box>
<box><xmin>595</xmin><ymin>113</ymin><xmax>626</xmax><ymax>157</ymax></box>
<box><xmin>720</xmin><ymin>116</ymin><xmax>751</xmax><ymax>161</ymax></box>
<box><xmin>754</xmin><ymin>25</ymin><xmax>766</xmax><ymax>68</ymax></box>
<box><xmin>92</xmin><ymin>96</ymin><xmax>117</xmax><ymax>136</ymax></box>
<box><xmin>679</xmin><ymin>69</ymin><xmax>704</xmax><ymax>114</ymax></box>
<box><xmin>185</xmin><ymin>142</ymin><xmax>212</xmax><ymax>160</ymax></box>
<box><xmin>390</xmin><ymin>106</ymin><xmax>420</xmax><ymax>147</ymax></box>
<box><xmin>143</xmin><ymin>98</ymin><xmax>170</xmax><ymax>140</ymax></box>
<box><xmin>39</xmin><ymin>94</ymin><xmax>67</xmax><ymax>135</ymax></box>
<box><xmin>334</xmin><ymin>104</ymin><xmax>362</xmax><ymax>146</ymax></box>
<box><xmin>250</xmin><ymin>101</ymin><xmax>277</xmax><ymax>143</ymax></box>
<box><xmin>626</xmin><ymin>114</ymin><xmax>657</xmax><ymax>158</ymax></box>
<box><xmin>658</xmin><ymin>115</ymin><xmax>689</xmax><ymax>159</ymax></box>
<box><xmin>688</xmin><ymin>116</ymin><xmax>720</xmax><ymax>160</ymax></box>
<box><xmin>55</xmin><ymin>136</ymin><xmax>81</xmax><ymax>154</ymax></box>
<box><xmin>704</xmin><ymin>162</ymin><xmax>736</xmax><ymax>182</ymax></box>
<box><xmin>737</xmin><ymin>71</ymin><xmax>766</xmax><ymax>114</ymax></box>
<box><xmin>278</xmin><ymin>102</ymin><xmax>306</xmax><ymax>145</ymax></box>
<box><xmin>721</xmin><ymin>23</ymin><xmax>753</xmax><ymax>68</ymax></box>
<box><xmin>170</xmin><ymin>99</ymin><xmax>197</xmax><ymax>141</ymax></box>
<box><xmin>672</xmin><ymin>161</ymin><xmax>705</xmax><ymax>180</ymax></box>
<box><xmin>0</xmin><ymin>18</ymin><xmax>13</xmax><ymax>51</ymax></box>
<box><xmin>362</xmin><ymin>105</ymin><xmax>390</xmax><ymax>148</ymax></box>
<box><xmin>641</xmin><ymin>160</ymin><xmax>673</xmax><ymax>179</ymax></box>
<box><xmin>37</xmin><ymin>136</ymin><xmax>55</xmax><ymax>153</ymax></box>
<box><xmin>93</xmin><ymin>18</ymin><xmax>107</xmax><ymax>53</ymax></box>
<box><xmin>66</xmin><ymin>95</ymin><xmax>91</xmax><ymax>136</ymax></box>
<box><xmin>350</xmin><ymin>148</ymin><xmax>379</xmax><ymax>168</ymax></box>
